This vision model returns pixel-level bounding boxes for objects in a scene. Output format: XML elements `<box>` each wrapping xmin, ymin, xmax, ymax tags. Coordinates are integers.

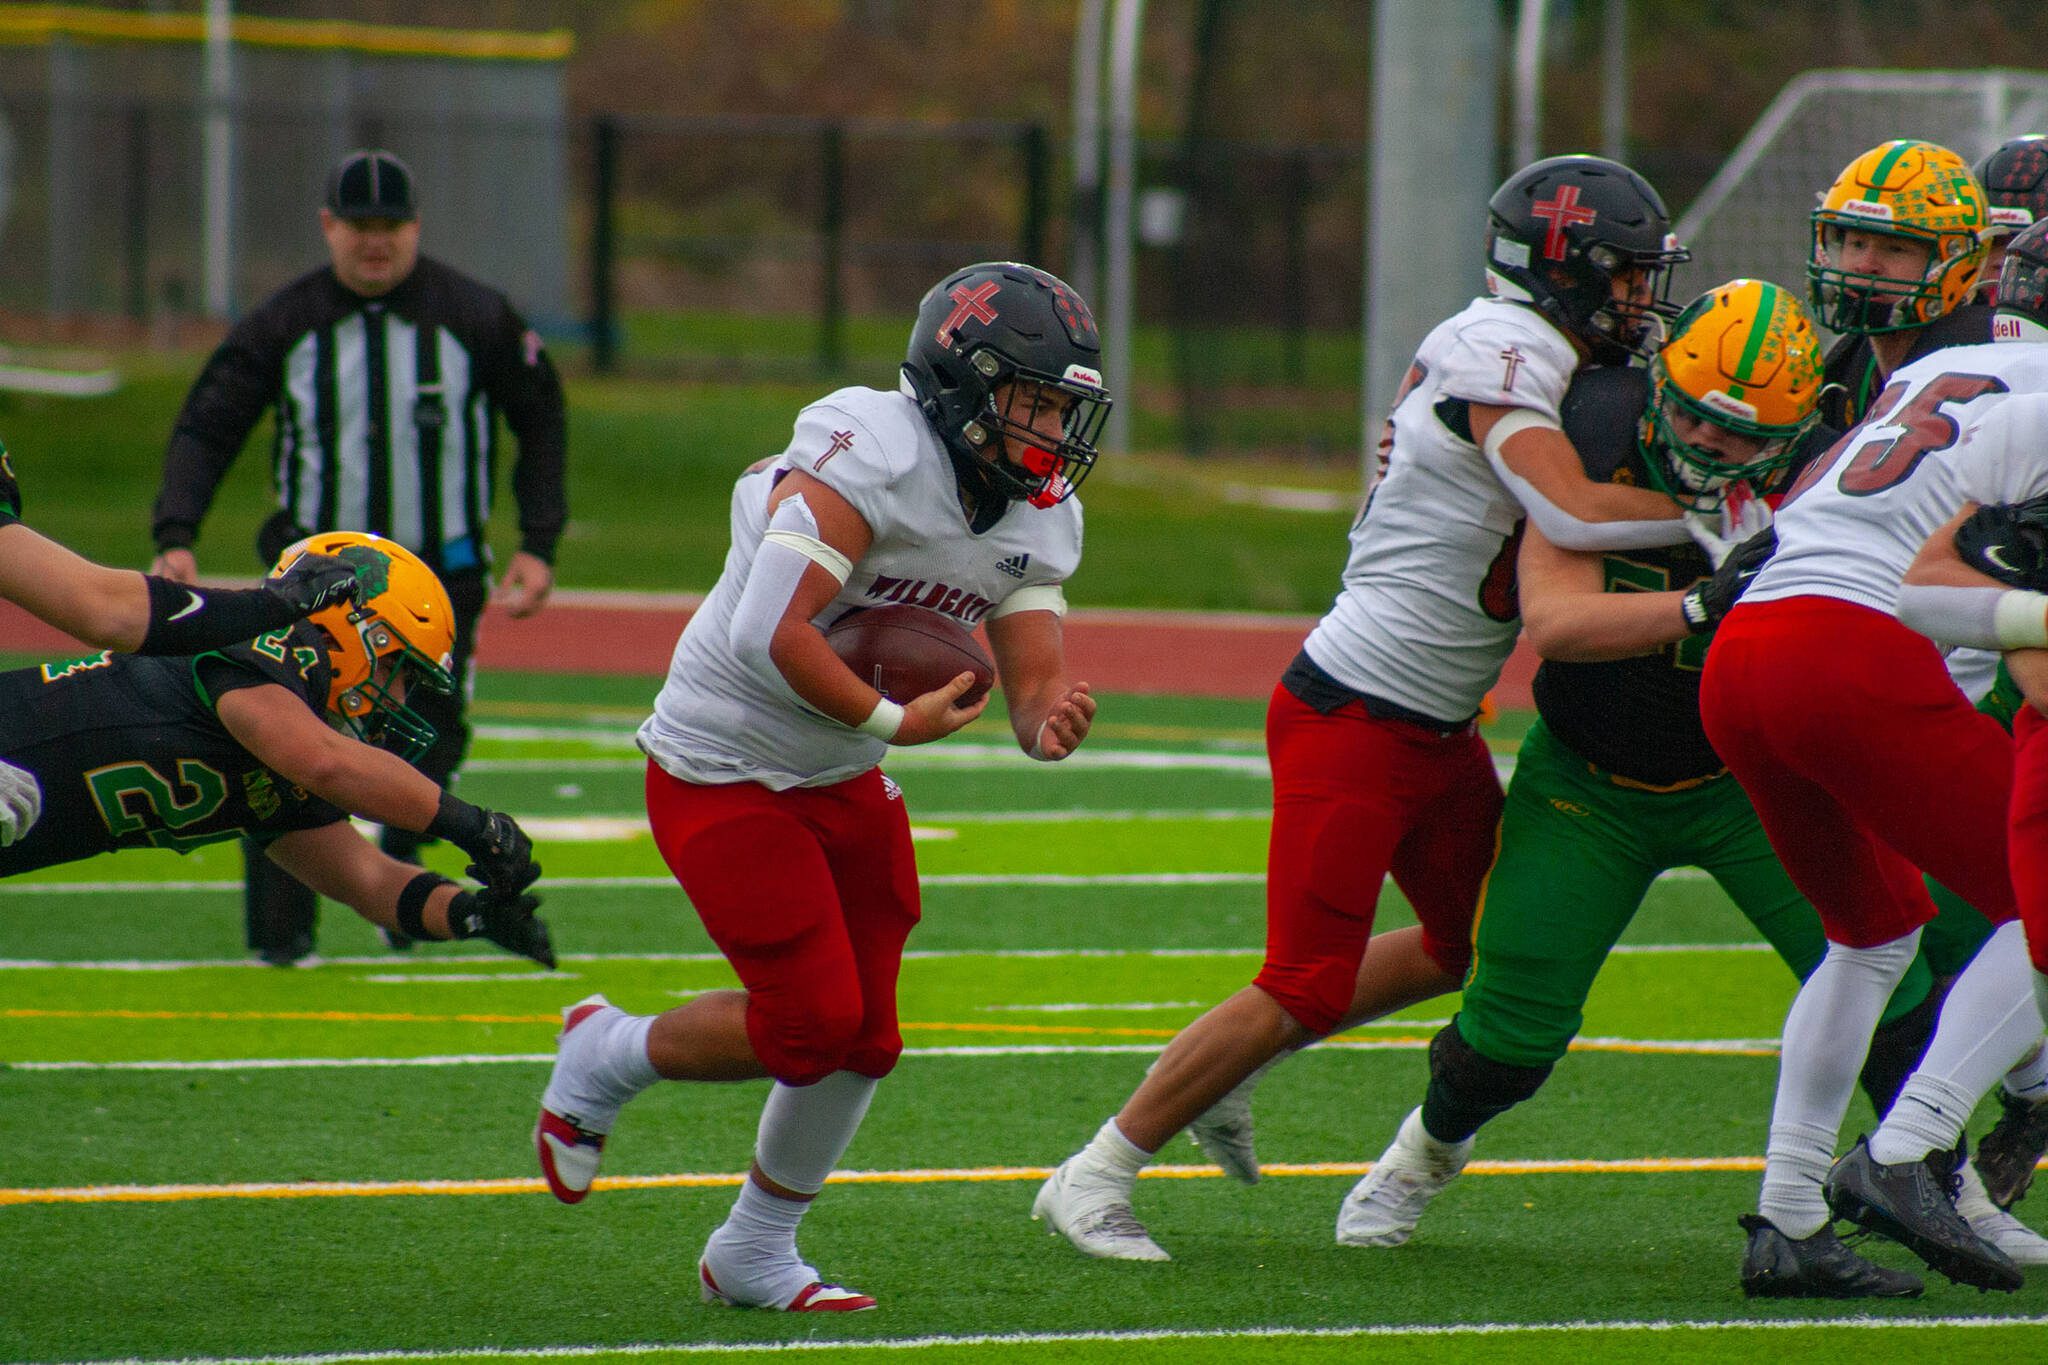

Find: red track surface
<box><xmin>0</xmin><ymin>593</ymin><xmax>1540</xmax><ymax>706</ymax></box>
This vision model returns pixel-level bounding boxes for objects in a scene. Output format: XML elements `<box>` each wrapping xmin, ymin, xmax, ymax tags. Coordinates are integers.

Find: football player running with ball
<box><xmin>1035</xmin><ymin>155</ymin><xmax>1700</xmax><ymax>1262</ymax></box>
<box><xmin>533</xmin><ymin>263</ymin><xmax>1105</xmax><ymax>1313</ymax></box>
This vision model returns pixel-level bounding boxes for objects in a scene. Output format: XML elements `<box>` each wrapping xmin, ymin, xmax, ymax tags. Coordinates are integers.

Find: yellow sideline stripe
<box><xmin>1</xmin><ymin>1009</ymin><xmax>1775</xmax><ymax>1056</ymax></box>
<box><xmin>0</xmin><ymin>1157</ymin><xmax>1768</xmax><ymax>1207</ymax></box>
<box><xmin>0</xmin><ymin>5</ymin><xmax>573</xmax><ymax>61</ymax></box>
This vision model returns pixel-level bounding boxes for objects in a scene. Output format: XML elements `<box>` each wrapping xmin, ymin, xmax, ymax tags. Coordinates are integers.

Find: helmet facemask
<box><xmin>1806</xmin><ymin>141</ymin><xmax>1990</xmax><ymax>335</ymax></box>
<box><xmin>954</xmin><ymin>347</ymin><xmax>1110</xmax><ymax>510</ymax></box>
<box><xmin>328</xmin><ymin>611</ymin><xmax>453</xmax><ymax>761</ymax></box>
<box><xmin>1808</xmin><ymin>218</ymin><xmax>1983</xmax><ymax>334</ymax></box>
<box><xmin>1994</xmin><ymin>218</ymin><xmax>2048</xmax><ymax>343</ymax></box>
<box><xmin>1642</xmin><ymin>362</ymin><xmax>1810</xmax><ymax>511</ymax></box>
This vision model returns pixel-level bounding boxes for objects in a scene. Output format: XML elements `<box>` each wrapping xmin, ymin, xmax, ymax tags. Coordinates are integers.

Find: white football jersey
<box><xmin>1305</xmin><ymin>298</ymin><xmax>1579</xmax><ymax>722</ymax></box>
<box><xmin>1747</xmin><ymin>342</ymin><xmax>2048</xmax><ymax>615</ymax></box>
<box><xmin>639</xmin><ymin>383</ymin><xmax>1081</xmax><ymax>790</ymax></box>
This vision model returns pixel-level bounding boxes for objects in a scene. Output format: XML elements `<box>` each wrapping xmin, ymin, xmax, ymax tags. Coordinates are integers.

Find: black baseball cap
<box><xmin>325</xmin><ymin>149</ymin><xmax>417</xmax><ymax>222</ymax></box>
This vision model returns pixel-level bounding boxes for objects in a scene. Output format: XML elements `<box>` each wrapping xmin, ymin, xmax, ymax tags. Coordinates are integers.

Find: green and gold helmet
<box><xmin>1808</xmin><ymin>139</ymin><xmax>1990</xmax><ymax>334</ymax></box>
<box><xmin>1643</xmin><ymin>279</ymin><xmax>1824</xmax><ymax>510</ymax></box>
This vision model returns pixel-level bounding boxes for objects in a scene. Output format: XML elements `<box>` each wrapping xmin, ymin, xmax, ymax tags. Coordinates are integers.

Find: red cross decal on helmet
<box><xmin>1530</xmin><ymin>184</ymin><xmax>1598</xmax><ymax>261</ymax></box>
<box><xmin>936</xmin><ymin>280</ymin><xmax>1002</xmax><ymax>346</ymax></box>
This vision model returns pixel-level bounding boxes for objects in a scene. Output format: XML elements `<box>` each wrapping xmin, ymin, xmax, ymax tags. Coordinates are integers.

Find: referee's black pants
<box><xmin>243</xmin><ymin>558</ymin><xmax>489</xmax><ymax>963</ymax></box>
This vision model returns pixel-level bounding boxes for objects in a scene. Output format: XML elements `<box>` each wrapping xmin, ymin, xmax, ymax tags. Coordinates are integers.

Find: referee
<box><xmin>149</xmin><ymin>148</ymin><xmax>567</xmax><ymax>965</ymax></box>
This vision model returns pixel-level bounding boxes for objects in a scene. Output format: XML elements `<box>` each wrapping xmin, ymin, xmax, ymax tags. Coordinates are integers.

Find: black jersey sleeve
<box><xmin>152</xmin><ymin>293</ymin><xmax>297</xmax><ymax>550</ymax></box>
<box><xmin>191</xmin><ymin>625</ymin><xmax>332</xmax><ymax>713</ymax></box>
<box><xmin>475</xmin><ymin>293</ymin><xmax>568</xmax><ymax>564</ymax></box>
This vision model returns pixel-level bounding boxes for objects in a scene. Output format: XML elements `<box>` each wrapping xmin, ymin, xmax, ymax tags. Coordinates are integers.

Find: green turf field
<box><xmin>3</xmin><ymin>680</ymin><xmax>2044</xmax><ymax>1364</ymax></box>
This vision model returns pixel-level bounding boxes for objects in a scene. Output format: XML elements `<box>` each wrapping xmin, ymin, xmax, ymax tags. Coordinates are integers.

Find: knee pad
<box><xmin>746</xmin><ymin>993</ymin><xmax>862</xmax><ymax>1088</ymax></box>
<box><xmin>1421</xmin><ymin>1019</ymin><xmax>1554</xmax><ymax>1143</ymax></box>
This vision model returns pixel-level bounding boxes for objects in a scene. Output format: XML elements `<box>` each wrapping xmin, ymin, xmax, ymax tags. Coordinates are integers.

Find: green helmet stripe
<box><xmin>1866</xmin><ymin>141</ymin><xmax>1913</xmax><ymax>199</ymax></box>
<box><xmin>1731</xmin><ymin>282</ymin><xmax>1779</xmax><ymax>388</ymax></box>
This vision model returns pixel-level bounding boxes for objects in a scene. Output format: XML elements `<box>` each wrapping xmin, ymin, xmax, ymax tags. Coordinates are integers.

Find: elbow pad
<box><xmin>728</xmin><ymin>494</ymin><xmax>849</xmax><ymax>675</ymax></box>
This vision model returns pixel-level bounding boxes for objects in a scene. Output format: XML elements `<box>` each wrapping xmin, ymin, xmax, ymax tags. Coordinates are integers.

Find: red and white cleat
<box><xmin>534</xmin><ymin>994</ymin><xmax>621</xmax><ymax>1204</ymax></box>
<box><xmin>700</xmin><ymin>1261</ymin><xmax>876</xmax><ymax>1312</ymax></box>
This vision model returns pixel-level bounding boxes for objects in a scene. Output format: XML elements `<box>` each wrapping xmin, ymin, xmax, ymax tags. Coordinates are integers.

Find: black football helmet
<box><xmin>1994</xmin><ymin>217</ymin><xmax>2048</xmax><ymax>343</ymax></box>
<box><xmin>901</xmin><ymin>262</ymin><xmax>1111</xmax><ymax>528</ymax></box>
<box><xmin>1977</xmin><ymin>135</ymin><xmax>2048</xmax><ymax>238</ymax></box>
<box><xmin>1486</xmin><ymin>155</ymin><xmax>1690</xmax><ymax>359</ymax></box>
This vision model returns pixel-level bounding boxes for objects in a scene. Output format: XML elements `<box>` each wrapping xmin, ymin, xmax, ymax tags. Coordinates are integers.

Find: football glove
<box><xmin>463</xmin><ymin>809</ymin><xmax>542</xmax><ymax>897</ymax></box>
<box><xmin>448</xmin><ymin>887</ymin><xmax>556</xmax><ymax>969</ymax></box>
<box><xmin>0</xmin><ymin>758</ymin><xmax>42</xmax><ymax>848</ymax></box>
<box><xmin>268</xmin><ymin>552</ymin><xmax>365</xmax><ymax>615</ymax></box>
<box><xmin>1681</xmin><ymin>526</ymin><xmax>1776</xmax><ymax>634</ymax></box>
<box><xmin>1955</xmin><ymin>494</ymin><xmax>2048</xmax><ymax>593</ymax></box>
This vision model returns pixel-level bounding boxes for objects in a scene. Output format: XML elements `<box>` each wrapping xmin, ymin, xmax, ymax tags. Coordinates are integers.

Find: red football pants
<box><xmin>1252</xmin><ymin>682</ymin><xmax>1503</xmax><ymax>1035</ymax></box>
<box><xmin>2009</xmin><ymin>706</ymin><xmax>2048</xmax><ymax>974</ymax></box>
<box><xmin>645</xmin><ymin>761</ymin><xmax>921</xmax><ymax>1085</ymax></box>
<box><xmin>1700</xmin><ymin>596</ymin><xmax>2016</xmax><ymax>948</ymax></box>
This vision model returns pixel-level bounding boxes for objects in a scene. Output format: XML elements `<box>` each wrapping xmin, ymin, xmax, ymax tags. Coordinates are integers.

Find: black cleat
<box><xmin>1824</xmin><ymin>1137</ymin><xmax>2024</xmax><ymax>1291</ymax></box>
<box><xmin>1975</xmin><ymin>1090</ymin><xmax>2048</xmax><ymax>1210</ymax></box>
<box><xmin>1738</xmin><ymin>1214</ymin><xmax>1923</xmax><ymax>1298</ymax></box>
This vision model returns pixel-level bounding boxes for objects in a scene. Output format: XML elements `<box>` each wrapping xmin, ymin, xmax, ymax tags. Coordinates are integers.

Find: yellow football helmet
<box><xmin>270</xmin><ymin>531</ymin><xmax>456</xmax><ymax>759</ymax></box>
<box><xmin>1809</xmin><ymin>140</ymin><xmax>1990</xmax><ymax>334</ymax></box>
<box><xmin>1644</xmin><ymin>279</ymin><xmax>1824</xmax><ymax>509</ymax></box>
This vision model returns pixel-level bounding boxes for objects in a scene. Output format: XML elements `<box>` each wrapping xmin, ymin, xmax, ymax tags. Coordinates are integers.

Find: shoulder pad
<box><xmin>1558</xmin><ymin>365</ymin><xmax>1651</xmax><ymax>482</ymax></box>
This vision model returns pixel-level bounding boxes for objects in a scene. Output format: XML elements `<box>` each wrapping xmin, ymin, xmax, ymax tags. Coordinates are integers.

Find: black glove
<box><xmin>427</xmin><ymin>796</ymin><xmax>541</xmax><ymax>895</ymax></box>
<box><xmin>269</xmin><ymin>552</ymin><xmax>364</xmax><ymax>615</ymax></box>
<box><xmin>448</xmin><ymin>887</ymin><xmax>555</xmax><ymax>969</ymax></box>
<box><xmin>1955</xmin><ymin>495</ymin><xmax>2048</xmax><ymax>592</ymax></box>
<box><xmin>1681</xmin><ymin>525</ymin><xmax>1777</xmax><ymax>634</ymax></box>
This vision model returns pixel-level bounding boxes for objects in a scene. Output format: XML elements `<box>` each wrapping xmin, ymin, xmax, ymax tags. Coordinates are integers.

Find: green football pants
<box><xmin>1457</xmin><ymin>718</ymin><xmax>1933</xmax><ymax>1068</ymax></box>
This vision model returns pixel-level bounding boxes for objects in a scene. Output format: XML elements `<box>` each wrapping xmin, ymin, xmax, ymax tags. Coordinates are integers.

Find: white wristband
<box><xmin>857</xmin><ymin>696</ymin><xmax>905</xmax><ymax>740</ymax></box>
<box><xmin>1992</xmin><ymin>590</ymin><xmax>2048</xmax><ymax>650</ymax></box>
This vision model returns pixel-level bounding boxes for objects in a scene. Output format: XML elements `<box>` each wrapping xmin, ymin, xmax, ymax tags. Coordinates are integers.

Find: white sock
<box><xmin>1076</xmin><ymin>1117</ymin><xmax>1152</xmax><ymax>1191</ymax></box>
<box><xmin>755</xmin><ymin>1071</ymin><xmax>878</xmax><ymax>1196</ymax></box>
<box><xmin>599</xmin><ymin>1012</ymin><xmax>660</xmax><ymax>1096</ymax></box>
<box><xmin>703</xmin><ymin>1180</ymin><xmax>817</xmax><ymax>1307</ymax></box>
<box><xmin>2003</xmin><ymin>1039</ymin><xmax>2048</xmax><ymax>1102</ymax></box>
<box><xmin>1871</xmin><ymin>922</ymin><xmax>2045</xmax><ymax>1164</ymax></box>
<box><xmin>1757</xmin><ymin>933</ymin><xmax>1919</xmax><ymax>1239</ymax></box>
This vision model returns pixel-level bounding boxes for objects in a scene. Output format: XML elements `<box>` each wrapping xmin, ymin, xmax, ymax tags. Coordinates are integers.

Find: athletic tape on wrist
<box><xmin>1993</xmin><ymin>590</ymin><xmax>2048</xmax><ymax>650</ymax></box>
<box><xmin>857</xmin><ymin>696</ymin><xmax>905</xmax><ymax>740</ymax></box>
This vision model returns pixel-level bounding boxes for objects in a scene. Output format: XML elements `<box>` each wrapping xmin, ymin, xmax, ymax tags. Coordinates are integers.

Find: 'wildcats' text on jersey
<box><xmin>639</xmin><ymin>383</ymin><xmax>1081</xmax><ymax>790</ymax></box>
<box><xmin>1748</xmin><ymin>339</ymin><xmax>2048</xmax><ymax>616</ymax></box>
<box><xmin>1306</xmin><ymin>297</ymin><xmax>1579</xmax><ymax>724</ymax></box>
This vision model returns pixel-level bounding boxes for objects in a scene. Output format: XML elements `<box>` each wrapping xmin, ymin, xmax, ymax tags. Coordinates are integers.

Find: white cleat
<box><xmin>1336</xmin><ymin>1106</ymin><xmax>1473</xmax><ymax>1248</ymax></box>
<box><xmin>1958</xmin><ymin>1160</ymin><xmax>2048</xmax><ymax>1267</ymax></box>
<box><xmin>700</xmin><ymin>1260</ymin><xmax>876</xmax><ymax>1312</ymax></box>
<box><xmin>1032</xmin><ymin>1156</ymin><xmax>1171</xmax><ymax>1261</ymax></box>
<box><xmin>535</xmin><ymin>994</ymin><xmax>626</xmax><ymax>1204</ymax></box>
<box><xmin>1188</xmin><ymin>1070</ymin><xmax>1264</xmax><ymax>1185</ymax></box>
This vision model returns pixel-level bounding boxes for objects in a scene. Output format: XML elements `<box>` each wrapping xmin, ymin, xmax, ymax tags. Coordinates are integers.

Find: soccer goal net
<box><xmin>1671</xmin><ymin>69</ymin><xmax>2048</xmax><ymax>311</ymax></box>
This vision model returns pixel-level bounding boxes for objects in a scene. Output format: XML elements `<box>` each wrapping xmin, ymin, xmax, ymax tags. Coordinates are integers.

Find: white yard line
<box><xmin>18</xmin><ymin>1316</ymin><xmax>2048</xmax><ymax>1365</ymax></box>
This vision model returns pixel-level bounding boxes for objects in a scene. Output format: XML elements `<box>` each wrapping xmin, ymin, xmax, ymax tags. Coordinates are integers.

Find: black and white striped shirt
<box><xmin>152</xmin><ymin>255</ymin><xmax>567</xmax><ymax>571</ymax></box>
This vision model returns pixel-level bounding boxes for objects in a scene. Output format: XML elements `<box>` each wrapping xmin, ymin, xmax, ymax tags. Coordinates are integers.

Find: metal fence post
<box><xmin>1020</xmin><ymin>122</ymin><xmax>1047</xmax><ymax>265</ymax></box>
<box><xmin>590</xmin><ymin>114</ymin><xmax>619</xmax><ymax>374</ymax></box>
<box><xmin>819</xmin><ymin>121</ymin><xmax>846</xmax><ymax>374</ymax></box>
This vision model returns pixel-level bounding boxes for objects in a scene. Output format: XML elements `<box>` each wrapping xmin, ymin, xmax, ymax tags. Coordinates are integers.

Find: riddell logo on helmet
<box><xmin>1839</xmin><ymin>199</ymin><xmax>1897</xmax><ymax>222</ymax></box>
<box><xmin>1701</xmin><ymin>390</ymin><xmax>1759</xmax><ymax>423</ymax></box>
<box><xmin>1064</xmin><ymin>364</ymin><xmax>1103</xmax><ymax>387</ymax></box>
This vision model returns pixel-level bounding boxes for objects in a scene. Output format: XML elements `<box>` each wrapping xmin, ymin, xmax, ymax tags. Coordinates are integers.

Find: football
<box><xmin>824</xmin><ymin>604</ymin><xmax>995</xmax><ymax>707</ymax></box>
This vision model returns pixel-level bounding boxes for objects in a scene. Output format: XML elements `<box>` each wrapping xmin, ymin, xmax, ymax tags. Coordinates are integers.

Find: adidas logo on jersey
<box><xmin>996</xmin><ymin>553</ymin><xmax>1031</xmax><ymax>579</ymax></box>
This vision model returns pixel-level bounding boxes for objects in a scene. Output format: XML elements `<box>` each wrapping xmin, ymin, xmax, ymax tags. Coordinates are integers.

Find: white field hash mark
<box><xmin>20</xmin><ymin>1318</ymin><xmax>2048</xmax><ymax>1365</ymax></box>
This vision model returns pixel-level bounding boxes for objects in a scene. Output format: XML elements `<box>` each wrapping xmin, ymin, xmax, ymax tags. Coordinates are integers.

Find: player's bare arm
<box><xmin>753</xmin><ymin>469</ymin><xmax>986</xmax><ymax>744</ymax></box>
<box><xmin>0</xmin><ymin>524</ymin><xmax>153</xmax><ymax>649</ymax></box>
<box><xmin>1901</xmin><ymin>502</ymin><xmax>2048</xmax><ymax>711</ymax></box>
<box><xmin>985</xmin><ymin>607</ymin><xmax>1094</xmax><ymax>760</ymax></box>
<box><xmin>1516</xmin><ymin>521</ymin><xmax>1694</xmax><ymax>661</ymax></box>
<box><xmin>262</xmin><ymin>820</ymin><xmax>463</xmax><ymax>934</ymax></box>
<box><xmin>1473</xmin><ymin>402</ymin><xmax>1685</xmax><ymax>529</ymax></box>
<box><xmin>214</xmin><ymin>682</ymin><xmax>444</xmax><ymax>830</ymax></box>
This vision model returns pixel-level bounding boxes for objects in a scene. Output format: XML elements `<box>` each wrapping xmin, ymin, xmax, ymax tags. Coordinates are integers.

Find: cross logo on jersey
<box><xmin>813</xmin><ymin>429</ymin><xmax>856</xmax><ymax>471</ymax></box>
<box><xmin>937</xmin><ymin>281</ymin><xmax>1001</xmax><ymax>347</ymax></box>
<box><xmin>1500</xmin><ymin>346</ymin><xmax>1528</xmax><ymax>391</ymax></box>
<box><xmin>1530</xmin><ymin>184</ymin><xmax>1598</xmax><ymax>261</ymax></box>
